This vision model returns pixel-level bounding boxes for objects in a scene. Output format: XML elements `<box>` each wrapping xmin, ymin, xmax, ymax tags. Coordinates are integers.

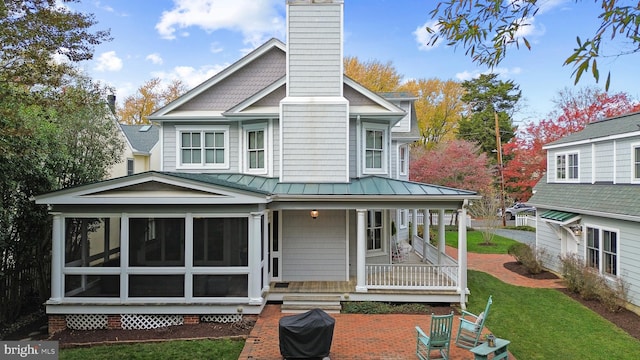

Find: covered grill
<box><xmin>279</xmin><ymin>308</ymin><xmax>335</xmax><ymax>359</ymax></box>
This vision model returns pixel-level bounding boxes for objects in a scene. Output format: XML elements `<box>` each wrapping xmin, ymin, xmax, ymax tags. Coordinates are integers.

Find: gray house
<box><xmin>36</xmin><ymin>0</ymin><xmax>478</xmax><ymax>334</ymax></box>
<box><xmin>529</xmin><ymin>111</ymin><xmax>640</xmax><ymax>312</ymax></box>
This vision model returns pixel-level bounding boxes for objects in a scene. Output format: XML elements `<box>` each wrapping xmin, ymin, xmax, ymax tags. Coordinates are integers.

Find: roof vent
<box><xmin>139</xmin><ymin>125</ymin><xmax>151</xmax><ymax>132</ymax></box>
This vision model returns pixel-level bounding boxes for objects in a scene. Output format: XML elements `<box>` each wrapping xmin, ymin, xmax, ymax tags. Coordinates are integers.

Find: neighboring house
<box><xmin>114</xmin><ymin>124</ymin><xmax>161</xmax><ymax>177</ymax></box>
<box><xmin>35</xmin><ymin>0</ymin><xmax>478</xmax><ymax>334</ymax></box>
<box><xmin>529</xmin><ymin>111</ymin><xmax>640</xmax><ymax>312</ymax></box>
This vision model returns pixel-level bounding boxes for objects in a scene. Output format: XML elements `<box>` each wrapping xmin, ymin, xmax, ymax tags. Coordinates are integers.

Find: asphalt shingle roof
<box><xmin>529</xmin><ymin>181</ymin><xmax>640</xmax><ymax>218</ymax></box>
<box><xmin>120</xmin><ymin>125</ymin><xmax>159</xmax><ymax>153</ymax></box>
<box><xmin>546</xmin><ymin>111</ymin><xmax>640</xmax><ymax>147</ymax></box>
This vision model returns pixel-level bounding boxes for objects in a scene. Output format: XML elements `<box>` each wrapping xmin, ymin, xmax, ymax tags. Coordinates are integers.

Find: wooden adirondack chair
<box><xmin>416</xmin><ymin>312</ymin><xmax>454</xmax><ymax>360</ymax></box>
<box><xmin>455</xmin><ymin>295</ymin><xmax>492</xmax><ymax>349</ymax></box>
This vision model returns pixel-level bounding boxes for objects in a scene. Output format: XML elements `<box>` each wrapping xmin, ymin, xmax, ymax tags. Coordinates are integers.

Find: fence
<box><xmin>415</xmin><ymin>211</ymin><xmax>472</xmax><ymax>227</ymax></box>
<box><xmin>515</xmin><ymin>213</ymin><xmax>536</xmax><ymax>228</ymax></box>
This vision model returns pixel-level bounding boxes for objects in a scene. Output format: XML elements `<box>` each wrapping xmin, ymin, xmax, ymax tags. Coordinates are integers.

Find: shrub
<box><xmin>560</xmin><ymin>254</ymin><xmax>584</xmax><ymax>293</ymax></box>
<box><xmin>341</xmin><ymin>301</ymin><xmax>432</xmax><ymax>314</ymax></box>
<box><xmin>578</xmin><ymin>267</ymin><xmax>606</xmax><ymax>301</ymax></box>
<box><xmin>508</xmin><ymin>243</ymin><xmax>543</xmax><ymax>274</ymax></box>
<box><xmin>599</xmin><ymin>277</ymin><xmax>629</xmax><ymax>312</ymax></box>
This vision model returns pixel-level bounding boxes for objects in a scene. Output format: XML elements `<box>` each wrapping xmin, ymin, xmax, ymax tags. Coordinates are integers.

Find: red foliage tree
<box><xmin>410</xmin><ymin>139</ymin><xmax>494</xmax><ymax>194</ymax></box>
<box><xmin>503</xmin><ymin>88</ymin><xmax>640</xmax><ymax>201</ymax></box>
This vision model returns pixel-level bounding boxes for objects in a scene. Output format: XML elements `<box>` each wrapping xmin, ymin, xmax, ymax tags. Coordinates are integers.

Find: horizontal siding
<box><xmin>281</xmin><ymin>103</ymin><xmax>348</xmax><ymax>182</ymax></box>
<box><xmin>593</xmin><ymin>142</ymin><xmax>613</xmax><ymax>183</ymax></box>
<box><xmin>282</xmin><ymin>210</ymin><xmax>347</xmax><ymax>281</ymax></box>
<box><xmin>288</xmin><ymin>3</ymin><xmax>342</xmax><ymax>97</ymax></box>
<box><xmin>615</xmin><ymin>138</ymin><xmax>635</xmax><ymax>183</ymax></box>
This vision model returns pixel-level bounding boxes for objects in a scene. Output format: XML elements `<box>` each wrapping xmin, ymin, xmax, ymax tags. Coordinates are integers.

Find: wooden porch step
<box><xmin>281</xmin><ymin>295</ymin><xmax>342</xmax><ymax>314</ymax></box>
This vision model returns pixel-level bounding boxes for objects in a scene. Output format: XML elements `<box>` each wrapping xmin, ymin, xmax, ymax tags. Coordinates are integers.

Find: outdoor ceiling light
<box><xmin>310</xmin><ymin>209</ymin><xmax>319</xmax><ymax>219</ymax></box>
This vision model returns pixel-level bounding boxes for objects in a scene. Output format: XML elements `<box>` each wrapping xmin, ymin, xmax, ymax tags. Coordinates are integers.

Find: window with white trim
<box><xmin>367</xmin><ymin>210</ymin><xmax>383</xmax><ymax>251</ymax></box>
<box><xmin>556</xmin><ymin>152</ymin><xmax>579</xmax><ymax>181</ymax></box>
<box><xmin>586</xmin><ymin>226</ymin><xmax>618</xmax><ymax>276</ymax></box>
<box><xmin>363</xmin><ymin>123</ymin><xmax>387</xmax><ymax>174</ymax></box>
<box><xmin>399</xmin><ymin>145</ymin><xmax>407</xmax><ymax>176</ymax></box>
<box><xmin>176</xmin><ymin>126</ymin><xmax>229</xmax><ymax>169</ymax></box>
<box><xmin>244</xmin><ymin>124</ymin><xmax>267</xmax><ymax>173</ymax></box>
<box><xmin>399</xmin><ymin>210</ymin><xmax>407</xmax><ymax>229</ymax></box>
<box><xmin>633</xmin><ymin>144</ymin><xmax>640</xmax><ymax>181</ymax></box>
<box><xmin>127</xmin><ymin>158</ymin><xmax>134</xmax><ymax>175</ymax></box>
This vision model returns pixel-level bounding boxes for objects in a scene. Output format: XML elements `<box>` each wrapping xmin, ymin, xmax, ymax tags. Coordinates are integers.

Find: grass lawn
<box><xmin>444</xmin><ymin>230</ymin><xmax>520</xmax><ymax>253</ymax></box>
<box><xmin>59</xmin><ymin>338</ymin><xmax>244</xmax><ymax>360</ymax></box>
<box><xmin>467</xmin><ymin>270</ymin><xmax>640</xmax><ymax>359</ymax></box>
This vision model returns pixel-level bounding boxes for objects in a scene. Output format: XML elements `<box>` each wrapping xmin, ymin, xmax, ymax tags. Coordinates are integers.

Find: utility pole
<box><xmin>495</xmin><ymin>111</ymin><xmax>506</xmax><ymax>227</ymax></box>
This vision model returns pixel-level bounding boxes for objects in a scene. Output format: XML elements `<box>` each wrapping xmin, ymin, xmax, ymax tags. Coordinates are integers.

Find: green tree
<box><xmin>0</xmin><ymin>0</ymin><xmax>113</xmax><ymax>322</ymax></box>
<box><xmin>425</xmin><ymin>0</ymin><xmax>640</xmax><ymax>90</ymax></box>
<box><xmin>0</xmin><ymin>0</ymin><xmax>111</xmax><ymax>86</ymax></box>
<box><xmin>457</xmin><ymin>73</ymin><xmax>521</xmax><ymax>157</ymax></box>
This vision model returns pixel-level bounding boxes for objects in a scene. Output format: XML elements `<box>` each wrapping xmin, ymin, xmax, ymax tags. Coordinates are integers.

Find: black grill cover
<box><xmin>279</xmin><ymin>308</ymin><xmax>335</xmax><ymax>359</ymax></box>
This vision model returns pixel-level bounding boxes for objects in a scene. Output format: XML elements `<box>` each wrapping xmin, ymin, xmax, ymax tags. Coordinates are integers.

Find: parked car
<box><xmin>498</xmin><ymin>203</ymin><xmax>536</xmax><ymax>220</ymax></box>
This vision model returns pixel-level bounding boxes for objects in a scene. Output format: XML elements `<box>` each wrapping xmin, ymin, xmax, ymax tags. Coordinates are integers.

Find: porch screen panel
<box><xmin>193</xmin><ymin>217</ymin><xmax>248</xmax><ymax>266</ymax></box>
<box><xmin>64</xmin><ymin>217</ymin><xmax>121</xmax><ymax>267</ymax></box>
<box><xmin>193</xmin><ymin>275</ymin><xmax>248</xmax><ymax>297</ymax></box>
<box><xmin>65</xmin><ymin>275</ymin><xmax>120</xmax><ymax>297</ymax></box>
<box><xmin>129</xmin><ymin>218</ymin><xmax>185</xmax><ymax>266</ymax></box>
<box><xmin>129</xmin><ymin>275</ymin><xmax>184</xmax><ymax>297</ymax></box>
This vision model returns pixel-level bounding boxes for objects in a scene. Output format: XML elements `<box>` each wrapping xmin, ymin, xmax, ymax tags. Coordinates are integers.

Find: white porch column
<box><xmin>263</xmin><ymin>211</ymin><xmax>270</xmax><ymax>292</ymax></box>
<box><xmin>411</xmin><ymin>209</ymin><xmax>418</xmax><ymax>241</ymax></box>
<box><xmin>438</xmin><ymin>209</ymin><xmax>446</xmax><ymax>264</ymax></box>
<box><xmin>248</xmin><ymin>212</ymin><xmax>264</xmax><ymax>305</ymax></box>
<box><xmin>50</xmin><ymin>213</ymin><xmax>63</xmax><ymax>302</ymax></box>
<box><xmin>422</xmin><ymin>209</ymin><xmax>430</xmax><ymax>263</ymax></box>
<box><xmin>356</xmin><ymin>209</ymin><xmax>367</xmax><ymax>292</ymax></box>
<box><xmin>457</xmin><ymin>201</ymin><xmax>469</xmax><ymax>309</ymax></box>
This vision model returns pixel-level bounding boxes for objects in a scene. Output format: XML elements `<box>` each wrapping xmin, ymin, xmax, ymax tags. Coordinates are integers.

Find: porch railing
<box><xmin>365</xmin><ymin>263</ymin><xmax>458</xmax><ymax>290</ymax></box>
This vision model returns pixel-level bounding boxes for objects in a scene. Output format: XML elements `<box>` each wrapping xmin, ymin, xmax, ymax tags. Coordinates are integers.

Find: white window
<box><xmin>556</xmin><ymin>152</ymin><xmax>579</xmax><ymax>181</ymax></box>
<box><xmin>244</xmin><ymin>124</ymin><xmax>267</xmax><ymax>173</ymax></box>
<box><xmin>632</xmin><ymin>144</ymin><xmax>640</xmax><ymax>181</ymax></box>
<box><xmin>176</xmin><ymin>126</ymin><xmax>229</xmax><ymax>169</ymax></box>
<box><xmin>363</xmin><ymin>123</ymin><xmax>387</xmax><ymax>174</ymax></box>
<box><xmin>586</xmin><ymin>226</ymin><xmax>618</xmax><ymax>277</ymax></box>
<box><xmin>367</xmin><ymin>210</ymin><xmax>383</xmax><ymax>251</ymax></box>
<box><xmin>399</xmin><ymin>145</ymin><xmax>407</xmax><ymax>176</ymax></box>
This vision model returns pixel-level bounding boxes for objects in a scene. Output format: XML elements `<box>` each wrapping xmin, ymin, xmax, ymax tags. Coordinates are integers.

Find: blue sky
<box><xmin>67</xmin><ymin>0</ymin><xmax>640</xmax><ymax>124</ymax></box>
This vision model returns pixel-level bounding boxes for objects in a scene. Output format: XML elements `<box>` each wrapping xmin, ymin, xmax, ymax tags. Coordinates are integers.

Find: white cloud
<box><xmin>146</xmin><ymin>53</ymin><xmax>164</xmax><ymax>65</ymax></box>
<box><xmin>455</xmin><ymin>67</ymin><xmax>523</xmax><ymax>81</ymax></box>
<box><xmin>414</xmin><ymin>20</ymin><xmax>442</xmax><ymax>51</ymax></box>
<box><xmin>152</xmin><ymin>63</ymin><xmax>229</xmax><ymax>90</ymax></box>
<box><xmin>94</xmin><ymin>51</ymin><xmax>123</xmax><ymax>72</ymax></box>
<box><xmin>155</xmin><ymin>0</ymin><xmax>285</xmax><ymax>48</ymax></box>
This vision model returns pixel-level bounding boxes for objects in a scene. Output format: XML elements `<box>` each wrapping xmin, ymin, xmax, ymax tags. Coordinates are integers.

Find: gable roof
<box><xmin>120</xmin><ymin>124</ymin><xmax>159</xmax><ymax>154</ymax></box>
<box><xmin>528</xmin><ymin>181</ymin><xmax>640</xmax><ymax>221</ymax></box>
<box><xmin>545</xmin><ymin>111</ymin><xmax>640</xmax><ymax>149</ymax></box>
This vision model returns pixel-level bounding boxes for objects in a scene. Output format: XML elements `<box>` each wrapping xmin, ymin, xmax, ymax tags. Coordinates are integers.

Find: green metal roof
<box><xmin>540</xmin><ymin>210</ymin><xmax>579</xmax><ymax>222</ymax></box>
<box><xmin>163</xmin><ymin>172</ymin><xmax>477</xmax><ymax>197</ymax></box>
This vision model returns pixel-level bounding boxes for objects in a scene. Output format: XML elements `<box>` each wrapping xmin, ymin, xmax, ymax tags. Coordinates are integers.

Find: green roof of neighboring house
<box><xmin>163</xmin><ymin>172</ymin><xmax>477</xmax><ymax>197</ymax></box>
<box><xmin>539</xmin><ymin>210</ymin><xmax>580</xmax><ymax>223</ymax></box>
<box><xmin>545</xmin><ymin>111</ymin><xmax>640</xmax><ymax>147</ymax></box>
<box><xmin>529</xmin><ymin>181</ymin><xmax>640</xmax><ymax>220</ymax></box>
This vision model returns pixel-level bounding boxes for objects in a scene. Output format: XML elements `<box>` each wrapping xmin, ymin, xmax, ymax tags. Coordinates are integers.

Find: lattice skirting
<box><xmin>201</xmin><ymin>314</ymin><xmax>243</xmax><ymax>323</ymax></box>
<box><xmin>61</xmin><ymin>313</ymin><xmax>243</xmax><ymax>331</ymax></box>
<box><xmin>66</xmin><ymin>314</ymin><xmax>108</xmax><ymax>330</ymax></box>
<box><xmin>121</xmin><ymin>314</ymin><xmax>184</xmax><ymax>330</ymax></box>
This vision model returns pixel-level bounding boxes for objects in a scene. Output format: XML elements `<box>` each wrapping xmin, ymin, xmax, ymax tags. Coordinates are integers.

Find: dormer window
<box><xmin>556</xmin><ymin>152</ymin><xmax>579</xmax><ymax>182</ymax></box>
<box><xmin>176</xmin><ymin>125</ymin><xmax>229</xmax><ymax>169</ymax></box>
<box><xmin>633</xmin><ymin>144</ymin><xmax>640</xmax><ymax>182</ymax></box>
<box><xmin>363</xmin><ymin>123</ymin><xmax>388</xmax><ymax>174</ymax></box>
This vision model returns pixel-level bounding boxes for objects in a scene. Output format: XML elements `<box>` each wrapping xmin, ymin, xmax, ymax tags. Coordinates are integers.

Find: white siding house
<box><xmin>35</xmin><ymin>0</ymin><xmax>479</xmax><ymax>334</ymax></box>
<box><xmin>529</xmin><ymin>111</ymin><xmax>640</xmax><ymax>313</ymax></box>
